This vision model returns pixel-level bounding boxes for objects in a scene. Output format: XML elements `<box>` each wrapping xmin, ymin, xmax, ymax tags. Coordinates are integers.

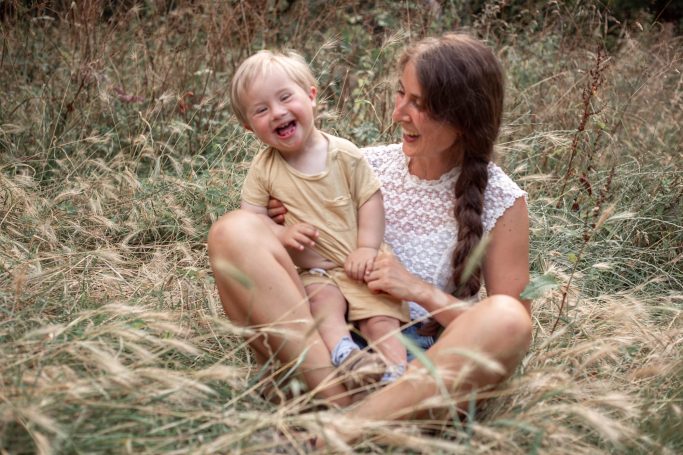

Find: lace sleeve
<box><xmin>482</xmin><ymin>163</ymin><xmax>527</xmax><ymax>233</ymax></box>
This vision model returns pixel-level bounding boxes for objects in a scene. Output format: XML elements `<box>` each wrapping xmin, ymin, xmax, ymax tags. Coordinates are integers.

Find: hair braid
<box><xmin>452</xmin><ymin>156</ymin><xmax>488</xmax><ymax>298</ymax></box>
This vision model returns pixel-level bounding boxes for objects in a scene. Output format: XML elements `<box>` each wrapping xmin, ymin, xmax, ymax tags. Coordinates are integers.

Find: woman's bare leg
<box><xmin>207</xmin><ymin>210</ymin><xmax>349</xmax><ymax>404</ymax></box>
<box><xmin>349</xmin><ymin>294</ymin><xmax>532</xmax><ymax>421</ymax></box>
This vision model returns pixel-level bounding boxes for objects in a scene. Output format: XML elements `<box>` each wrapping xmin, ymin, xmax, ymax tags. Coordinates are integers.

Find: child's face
<box><xmin>242</xmin><ymin>66</ymin><xmax>317</xmax><ymax>155</ymax></box>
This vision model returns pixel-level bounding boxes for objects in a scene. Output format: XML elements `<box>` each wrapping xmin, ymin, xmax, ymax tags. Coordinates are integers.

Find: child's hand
<box><xmin>280</xmin><ymin>223</ymin><xmax>318</xmax><ymax>251</ymax></box>
<box><xmin>345</xmin><ymin>247</ymin><xmax>378</xmax><ymax>282</ymax></box>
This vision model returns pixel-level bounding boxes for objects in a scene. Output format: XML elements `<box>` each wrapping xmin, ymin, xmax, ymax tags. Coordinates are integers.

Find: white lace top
<box><xmin>362</xmin><ymin>144</ymin><xmax>526</xmax><ymax>319</ymax></box>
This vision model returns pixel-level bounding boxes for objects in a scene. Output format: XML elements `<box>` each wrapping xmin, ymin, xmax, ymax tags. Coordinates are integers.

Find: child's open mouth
<box><xmin>275</xmin><ymin>121</ymin><xmax>296</xmax><ymax>138</ymax></box>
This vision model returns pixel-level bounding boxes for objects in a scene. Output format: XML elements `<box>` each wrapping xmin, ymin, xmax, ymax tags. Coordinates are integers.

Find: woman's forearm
<box><xmin>414</xmin><ymin>281</ymin><xmax>470</xmax><ymax>327</ymax></box>
<box><xmin>367</xmin><ymin>252</ymin><xmax>469</xmax><ymax>327</ymax></box>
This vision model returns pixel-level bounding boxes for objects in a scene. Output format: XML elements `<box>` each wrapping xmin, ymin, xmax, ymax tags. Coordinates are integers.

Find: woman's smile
<box><xmin>392</xmin><ymin>62</ymin><xmax>460</xmax><ymax>178</ymax></box>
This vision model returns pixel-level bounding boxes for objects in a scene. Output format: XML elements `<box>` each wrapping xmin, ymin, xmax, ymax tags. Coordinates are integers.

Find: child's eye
<box><xmin>254</xmin><ymin>107</ymin><xmax>267</xmax><ymax>115</ymax></box>
<box><xmin>281</xmin><ymin>93</ymin><xmax>291</xmax><ymax>101</ymax></box>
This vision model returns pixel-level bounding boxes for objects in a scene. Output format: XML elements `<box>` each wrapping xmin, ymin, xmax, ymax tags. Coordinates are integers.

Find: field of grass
<box><xmin>1</xmin><ymin>1</ymin><xmax>681</xmax><ymax>453</ymax></box>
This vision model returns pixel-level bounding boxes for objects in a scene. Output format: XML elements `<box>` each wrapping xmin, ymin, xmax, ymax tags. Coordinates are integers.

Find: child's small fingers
<box><xmin>356</xmin><ymin>265</ymin><xmax>365</xmax><ymax>281</ymax></box>
<box><xmin>344</xmin><ymin>263</ymin><xmax>353</xmax><ymax>278</ymax></box>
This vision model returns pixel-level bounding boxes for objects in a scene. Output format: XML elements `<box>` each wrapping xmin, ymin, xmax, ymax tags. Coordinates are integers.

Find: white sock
<box><xmin>331</xmin><ymin>336</ymin><xmax>360</xmax><ymax>367</ymax></box>
<box><xmin>381</xmin><ymin>363</ymin><xmax>406</xmax><ymax>382</ymax></box>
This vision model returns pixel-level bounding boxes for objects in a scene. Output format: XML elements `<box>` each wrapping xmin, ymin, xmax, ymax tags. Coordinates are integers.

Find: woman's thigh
<box><xmin>208</xmin><ymin>209</ymin><xmax>308</xmax><ymax>325</ymax></box>
<box><xmin>208</xmin><ymin>210</ymin><xmax>351</xmax><ymax>403</ymax></box>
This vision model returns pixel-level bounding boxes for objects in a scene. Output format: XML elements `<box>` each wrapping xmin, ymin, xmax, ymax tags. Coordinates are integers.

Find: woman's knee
<box><xmin>483</xmin><ymin>295</ymin><xmax>532</xmax><ymax>347</ymax></box>
<box><xmin>208</xmin><ymin>210</ymin><xmax>266</xmax><ymax>258</ymax></box>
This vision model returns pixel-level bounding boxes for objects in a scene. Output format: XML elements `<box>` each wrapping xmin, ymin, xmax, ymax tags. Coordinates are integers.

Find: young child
<box><xmin>231</xmin><ymin>50</ymin><xmax>409</xmax><ymax>390</ymax></box>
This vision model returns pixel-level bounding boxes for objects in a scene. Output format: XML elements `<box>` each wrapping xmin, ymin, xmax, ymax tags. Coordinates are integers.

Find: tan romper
<box><xmin>241</xmin><ymin>133</ymin><xmax>409</xmax><ymax>322</ymax></box>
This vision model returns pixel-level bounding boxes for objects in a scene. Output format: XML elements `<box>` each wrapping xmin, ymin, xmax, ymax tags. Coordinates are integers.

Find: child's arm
<box><xmin>241</xmin><ymin>201</ymin><xmax>318</xmax><ymax>251</ymax></box>
<box><xmin>345</xmin><ymin>190</ymin><xmax>384</xmax><ymax>281</ymax></box>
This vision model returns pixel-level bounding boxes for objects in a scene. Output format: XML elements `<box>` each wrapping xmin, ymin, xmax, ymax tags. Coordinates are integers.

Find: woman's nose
<box><xmin>392</xmin><ymin>97</ymin><xmax>409</xmax><ymax>123</ymax></box>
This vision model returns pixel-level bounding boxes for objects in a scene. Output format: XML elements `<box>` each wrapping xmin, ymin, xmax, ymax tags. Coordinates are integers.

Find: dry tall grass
<box><xmin>1</xmin><ymin>1</ymin><xmax>681</xmax><ymax>453</ymax></box>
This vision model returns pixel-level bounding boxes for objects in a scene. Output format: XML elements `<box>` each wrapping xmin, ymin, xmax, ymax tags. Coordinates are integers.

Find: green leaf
<box><xmin>520</xmin><ymin>274</ymin><xmax>560</xmax><ymax>300</ymax></box>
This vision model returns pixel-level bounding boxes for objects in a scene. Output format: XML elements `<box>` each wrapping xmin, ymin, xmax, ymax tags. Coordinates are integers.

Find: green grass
<box><xmin>1</xmin><ymin>1</ymin><xmax>681</xmax><ymax>453</ymax></box>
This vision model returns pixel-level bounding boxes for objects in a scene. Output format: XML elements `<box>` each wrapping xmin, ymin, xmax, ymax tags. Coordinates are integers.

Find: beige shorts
<box><xmin>300</xmin><ymin>267</ymin><xmax>410</xmax><ymax>323</ymax></box>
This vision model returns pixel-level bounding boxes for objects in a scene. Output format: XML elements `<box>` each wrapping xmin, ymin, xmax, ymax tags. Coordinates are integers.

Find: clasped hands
<box><xmin>278</xmin><ymin>222</ymin><xmax>420</xmax><ymax>305</ymax></box>
<box><xmin>268</xmin><ymin>200</ymin><xmax>440</xmax><ymax>336</ymax></box>
<box><xmin>279</xmin><ymin>221</ymin><xmax>377</xmax><ymax>282</ymax></box>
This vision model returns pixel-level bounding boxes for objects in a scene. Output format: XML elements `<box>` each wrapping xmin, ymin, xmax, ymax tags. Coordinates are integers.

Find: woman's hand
<box><xmin>345</xmin><ymin>247</ymin><xmax>377</xmax><ymax>282</ymax></box>
<box><xmin>267</xmin><ymin>197</ymin><xmax>287</xmax><ymax>225</ymax></box>
<box><xmin>365</xmin><ymin>252</ymin><xmax>425</xmax><ymax>302</ymax></box>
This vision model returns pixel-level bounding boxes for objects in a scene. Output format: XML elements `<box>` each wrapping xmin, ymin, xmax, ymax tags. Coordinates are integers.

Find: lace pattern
<box><xmin>362</xmin><ymin>144</ymin><xmax>526</xmax><ymax>308</ymax></box>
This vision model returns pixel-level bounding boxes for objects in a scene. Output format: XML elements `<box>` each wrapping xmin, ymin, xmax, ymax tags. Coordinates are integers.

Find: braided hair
<box><xmin>399</xmin><ymin>34</ymin><xmax>505</xmax><ymax>298</ymax></box>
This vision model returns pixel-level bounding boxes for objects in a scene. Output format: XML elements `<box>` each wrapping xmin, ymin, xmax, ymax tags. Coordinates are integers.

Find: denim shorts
<box><xmin>351</xmin><ymin>318</ymin><xmax>436</xmax><ymax>362</ymax></box>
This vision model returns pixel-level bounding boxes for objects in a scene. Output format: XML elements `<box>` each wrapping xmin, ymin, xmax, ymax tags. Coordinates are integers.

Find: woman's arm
<box><xmin>366</xmin><ymin>196</ymin><xmax>530</xmax><ymax>325</ymax></box>
<box><xmin>366</xmin><ymin>254</ymin><xmax>468</xmax><ymax>327</ymax></box>
<box><xmin>267</xmin><ymin>197</ymin><xmax>287</xmax><ymax>224</ymax></box>
<box><xmin>481</xmin><ymin>196</ymin><xmax>531</xmax><ymax>313</ymax></box>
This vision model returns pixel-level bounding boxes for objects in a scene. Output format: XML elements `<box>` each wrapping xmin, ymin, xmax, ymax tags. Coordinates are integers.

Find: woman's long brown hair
<box><xmin>399</xmin><ymin>33</ymin><xmax>505</xmax><ymax>298</ymax></box>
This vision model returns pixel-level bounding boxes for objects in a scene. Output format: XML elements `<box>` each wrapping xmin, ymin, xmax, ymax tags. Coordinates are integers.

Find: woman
<box><xmin>207</xmin><ymin>33</ymin><xmax>532</xmax><ymax>421</ymax></box>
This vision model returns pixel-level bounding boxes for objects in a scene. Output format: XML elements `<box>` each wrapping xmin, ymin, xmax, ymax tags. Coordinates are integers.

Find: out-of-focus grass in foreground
<box><xmin>1</xmin><ymin>1</ymin><xmax>681</xmax><ymax>453</ymax></box>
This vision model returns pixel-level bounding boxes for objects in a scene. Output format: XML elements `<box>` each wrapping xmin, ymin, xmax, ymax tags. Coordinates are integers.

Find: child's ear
<box><xmin>243</xmin><ymin>123</ymin><xmax>253</xmax><ymax>132</ymax></box>
<box><xmin>308</xmin><ymin>86</ymin><xmax>317</xmax><ymax>103</ymax></box>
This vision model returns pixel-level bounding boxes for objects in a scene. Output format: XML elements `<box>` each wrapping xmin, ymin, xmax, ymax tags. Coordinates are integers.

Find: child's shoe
<box><xmin>337</xmin><ymin>350</ymin><xmax>386</xmax><ymax>391</ymax></box>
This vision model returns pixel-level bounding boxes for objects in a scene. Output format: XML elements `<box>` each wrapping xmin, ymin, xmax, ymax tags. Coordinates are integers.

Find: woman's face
<box><xmin>392</xmin><ymin>61</ymin><xmax>460</xmax><ymax>163</ymax></box>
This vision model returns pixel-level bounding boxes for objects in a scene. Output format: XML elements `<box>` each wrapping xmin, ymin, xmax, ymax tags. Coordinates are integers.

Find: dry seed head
<box><xmin>138</xmin><ymin>368</ymin><xmax>216</xmax><ymax>398</ymax></box>
<box><xmin>194</xmin><ymin>364</ymin><xmax>247</xmax><ymax>383</ymax></box>
<box><xmin>78</xmin><ymin>341</ymin><xmax>135</xmax><ymax>386</ymax></box>
<box><xmin>157</xmin><ymin>337</ymin><xmax>202</xmax><ymax>357</ymax></box>
<box><xmin>31</xmin><ymin>431</ymin><xmax>52</xmax><ymax>455</ymax></box>
<box><xmin>568</xmin><ymin>405</ymin><xmax>636</xmax><ymax>443</ymax></box>
<box><xmin>594</xmin><ymin>203</ymin><xmax>615</xmax><ymax>230</ymax></box>
<box><xmin>21</xmin><ymin>324</ymin><xmax>67</xmax><ymax>341</ymax></box>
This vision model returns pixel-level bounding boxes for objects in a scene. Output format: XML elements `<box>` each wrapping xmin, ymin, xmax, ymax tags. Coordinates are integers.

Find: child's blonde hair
<box><xmin>231</xmin><ymin>50</ymin><xmax>317</xmax><ymax>126</ymax></box>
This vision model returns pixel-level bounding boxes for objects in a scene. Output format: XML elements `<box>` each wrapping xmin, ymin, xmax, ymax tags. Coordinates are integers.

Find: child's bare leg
<box><xmin>306</xmin><ymin>284</ymin><xmax>386</xmax><ymax>389</ymax></box>
<box><xmin>306</xmin><ymin>283</ymin><xmax>352</xmax><ymax>356</ymax></box>
<box><xmin>359</xmin><ymin>315</ymin><xmax>407</xmax><ymax>381</ymax></box>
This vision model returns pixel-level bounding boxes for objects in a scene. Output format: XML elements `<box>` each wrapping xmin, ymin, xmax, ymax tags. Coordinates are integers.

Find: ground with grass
<box><xmin>1</xmin><ymin>1</ymin><xmax>681</xmax><ymax>453</ymax></box>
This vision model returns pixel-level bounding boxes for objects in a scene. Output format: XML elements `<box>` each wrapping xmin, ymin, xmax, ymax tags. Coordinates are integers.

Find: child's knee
<box><xmin>307</xmin><ymin>284</ymin><xmax>344</xmax><ymax>310</ymax></box>
<box><xmin>360</xmin><ymin>315</ymin><xmax>400</xmax><ymax>338</ymax></box>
